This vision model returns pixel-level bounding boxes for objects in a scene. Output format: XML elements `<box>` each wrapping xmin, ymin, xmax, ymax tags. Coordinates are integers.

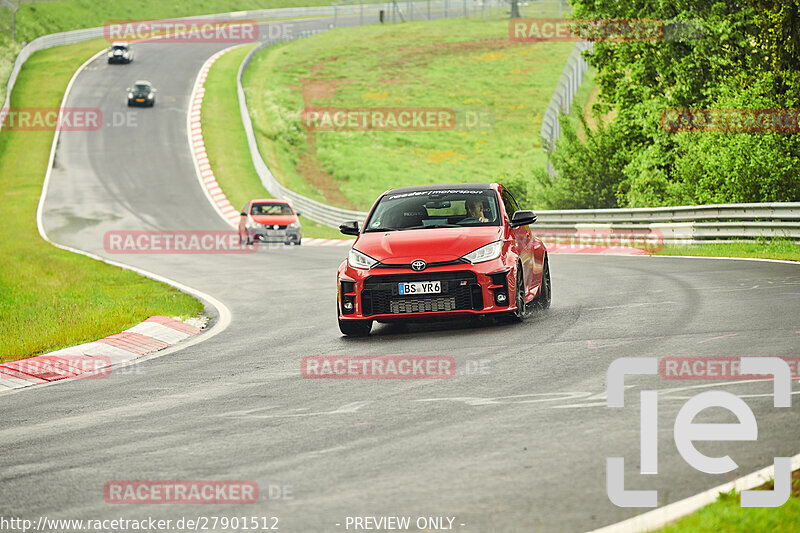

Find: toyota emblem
<box><xmin>411</xmin><ymin>260</ymin><xmax>427</xmax><ymax>271</ymax></box>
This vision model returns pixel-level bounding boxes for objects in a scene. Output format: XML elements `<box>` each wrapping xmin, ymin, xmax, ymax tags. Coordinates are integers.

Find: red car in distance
<box><xmin>336</xmin><ymin>183</ymin><xmax>551</xmax><ymax>336</ymax></box>
<box><xmin>239</xmin><ymin>199</ymin><xmax>302</xmax><ymax>245</ymax></box>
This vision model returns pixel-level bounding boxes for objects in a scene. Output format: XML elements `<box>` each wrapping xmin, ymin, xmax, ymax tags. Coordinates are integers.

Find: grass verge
<box><xmin>0</xmin><ymin>39</ymin><xmax>202</xmax><ymax>362</ymax></box>
<box><xmin>201</xmin><ymin>42</ymin><xmax>351</xmax><ymax>239</ymax></box>
<box><xmin>243</xmin><ymin>18</ymin><xmax>577</xmax><ymax>210</ymax></box>
<box><xmin>655</xmin><ymin>470</ymin><xmax>800</xmax><ymax>532</ymax></box>
<box><xmin>655</xmin><ymin>239</ymin><xmax>800</xmax><ymax>262</ymax></box>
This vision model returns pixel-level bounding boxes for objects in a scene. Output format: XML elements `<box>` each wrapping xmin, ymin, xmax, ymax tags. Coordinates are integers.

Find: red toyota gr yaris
<box><xmin>336</xmin><ymin>183</ymin><xmax>551</xmax><ymax>336</ymax></box>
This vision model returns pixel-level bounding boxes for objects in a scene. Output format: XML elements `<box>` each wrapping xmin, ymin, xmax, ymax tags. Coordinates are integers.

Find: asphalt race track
<box><xmin>2</xmin><ymin>16</ymin><xmax>799</xmax><ymax>533</ymax></box>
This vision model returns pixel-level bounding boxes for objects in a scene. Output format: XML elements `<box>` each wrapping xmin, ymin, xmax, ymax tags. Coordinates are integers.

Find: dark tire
<box><xmin>533</xmin><ymin>256</ymin><xmax>552</xmax><ymax>310</ymax></box>
<box><xmin>510</xmin><ymin>264</ymin><xmax>528</xmax><ymax>321</ymax></box>
<box><xmin>338</xmin><ymin>317</ymin><xmax>372</xmax><ymax>336</ymax></box>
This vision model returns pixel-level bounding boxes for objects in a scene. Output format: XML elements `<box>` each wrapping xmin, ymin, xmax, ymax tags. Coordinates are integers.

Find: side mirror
<box><xmin>240</xmin><ymin>211</ymin><xmax>247</xmax><ymax>216</ymax></box>
<box><xmin>295</xmin><ymin>212</ymin><xmax>302</xmax><ymax>217</ymax></box>
<box><xmin>510</xmin><ymin>210</ymin><xmax>537</xmax><ymax>228</ymax></box>
<box><xmin>339</xmin><ymin>220</ymin><xmax>360</xmax><ymax>236</ymax></box>
<box><xmin>126</xmin><ymin>87</ymin><xmax>130</xmax><ymax>91</ymax></box>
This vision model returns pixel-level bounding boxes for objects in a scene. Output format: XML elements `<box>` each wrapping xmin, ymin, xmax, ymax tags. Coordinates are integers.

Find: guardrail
<box><xmin>534</xmin><ymin>203</ymin><xmax>800</xmax><ymax>243</ymax></box>
<box><xmin>237</xmin><ymin>42</ymin><xmax>368</xmax><ymax>228</ymax></box>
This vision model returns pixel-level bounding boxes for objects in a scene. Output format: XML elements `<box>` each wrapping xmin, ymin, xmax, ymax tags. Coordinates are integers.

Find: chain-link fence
<box><xmin>330</xmin><ymin>0</ymin><xmax>571</xmax><ymax>25</ymax></box>
<box><xmin>541</xmin><ymin>40</ymin><xmax>592</xmax><ymax>174</ymax></box>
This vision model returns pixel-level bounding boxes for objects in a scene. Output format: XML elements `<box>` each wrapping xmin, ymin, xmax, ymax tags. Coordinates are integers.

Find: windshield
<box><xmin>364</xmin><ymin>189</ymin><xmax>500</xmax><ymax>231</ymax></box>
<box><xmin>251</xmin><ymin>203</ymin><xmax>294</xmax><ymax>216</ymax></box>
<box><xmin>133</xmin><ymin>84</ymin><xmax>150</xmax><ymax>92</ymax></box>
<box><xmin>112</xmin><ymin>45</ymin><xmax>128</xmax><ymax>51</ymax></box>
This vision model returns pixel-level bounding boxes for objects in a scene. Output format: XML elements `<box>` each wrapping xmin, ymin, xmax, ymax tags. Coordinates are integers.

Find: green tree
<box><xmin>542</xmin><ymin>0</ymin><xmax>800</xmax><ymax>208</ymax></box>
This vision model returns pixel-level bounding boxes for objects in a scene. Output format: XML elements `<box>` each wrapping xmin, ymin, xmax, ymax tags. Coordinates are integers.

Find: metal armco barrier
<box><xmin>237</xmin><ymin>38</ymin><xmax>369</xmax><ymax>229</ymax></box>
<box><xmin>534</xmin><ymin>203</ymin><xmax>800</xmax><ymax>243</ymax></box>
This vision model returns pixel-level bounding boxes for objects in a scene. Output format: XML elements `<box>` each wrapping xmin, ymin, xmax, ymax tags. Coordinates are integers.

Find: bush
<box><xmin>538</xmin><ymin>112</ymin><xmax>632</xmax><ymax>209</ymax></box>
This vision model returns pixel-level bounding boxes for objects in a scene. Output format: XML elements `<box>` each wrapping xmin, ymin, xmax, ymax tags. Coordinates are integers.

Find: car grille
<box><xmin>373</xmin><ymin>258</ymin><xmax>468</xmax><ymax>269</ymax></box>
<box><xmin>361</xmin><ymin>271</ymin><xmax>483</xmax><ymax>316</ymax></box>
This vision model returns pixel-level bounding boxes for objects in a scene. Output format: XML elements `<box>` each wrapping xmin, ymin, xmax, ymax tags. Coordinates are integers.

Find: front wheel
<box><xmin>338</xmin><ymin>317</ymin><xmax>372</xmax><ymax>336</ymax></box>
<box><xmin>533</xmin><ymin>257</ymin><xmax>551</xmax><ymax>310</ymax></box>
<box><xmin>510</xmin><ymin>265</ymin><xmax>529</xmax><ymax>321</ymax></box>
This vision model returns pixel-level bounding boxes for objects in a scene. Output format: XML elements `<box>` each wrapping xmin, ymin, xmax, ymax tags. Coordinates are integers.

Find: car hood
<box><xmin>251</xmin><ymin>214</ymin><xmax>297</xmax><ymax>225</ymax></box>
<box><xmin>354</xmin><ymin>226</ymin><xmax>503</xmax><ymax>263</ymax></box>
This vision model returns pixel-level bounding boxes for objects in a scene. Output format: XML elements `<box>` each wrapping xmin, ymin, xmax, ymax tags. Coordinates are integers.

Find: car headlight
<box><xmin>245</xmin><ymin>217</ymin><xmax>261</xmax><ymax>230</ymax></box>
<box><xmin>348</xmin><ymin>248</ymin><xmax>378</xmax><ymax>270</ymax></box>
<box><xmin>461</xmin><ymin>240</ymin><xmax>502</xmax><ymax>264</ymax></box>
<box><xmin>147</xmin><ymin>93</ymin><xmax>154</xmax><ymax>99</ymax></box>
<box><xmin>127</xmin><ymin>92</ymin><xmax>134</xmax><ymax>99</ymax></box>
<box><xmin>107</xmin><ymin>52</ymin><xmax>113</xmax><ymax>57</ymax></box>
<box><xmin>288</xmin><ymin>221</ymin><xmax>301</xmax><ymax>229</ymax></box>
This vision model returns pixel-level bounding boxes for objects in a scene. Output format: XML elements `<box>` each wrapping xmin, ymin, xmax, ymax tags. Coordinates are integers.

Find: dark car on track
<box><xmin>336</xmin><ymin>183</ymin><xmax>551</xmax><ymax>336</ymax></box>
<box><xmin>108</xmin><ymin>42</ymin><xmax>134</xmax><ymax>64</ymax></box>
<box><xmin>239</xmin><ymin>199</ymin><xmax>302</xmax><ymax>245</ymax></box>
<box><xmin>127</xmin><ymin>81</ymin><xmax>156</xmax><ymax>107</ymax></box>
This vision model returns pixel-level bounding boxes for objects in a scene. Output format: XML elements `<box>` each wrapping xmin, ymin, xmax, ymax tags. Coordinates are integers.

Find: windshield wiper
<box><xmin>400</xmin><ymin>223</ymin><xmax>461</xmax><ymax>230</ymax></box>
<box><xmin>364</xmin><ymin>226</ymin><xmax>399</xmax><ymax>232</ymax></box>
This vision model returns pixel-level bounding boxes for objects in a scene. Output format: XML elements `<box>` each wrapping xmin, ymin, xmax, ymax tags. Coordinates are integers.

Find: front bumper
<box><xmin>128</xmin><ymin>98</ymin><xmax>153</xmax><ymax>106</ymax></box>
<box><xmin>338</xmin><ymin>260</ymin><xmax>516</xmax><ymax>321</ymax></box>
<box><xmin>248</xmin><ymin>225</ymin><xmax>301</xmax><ymax>244</ymax></box>
<box><xmin>108</xmin><ymin>56</ymin><xmax>130</xmax><ymax>63</ymax></box>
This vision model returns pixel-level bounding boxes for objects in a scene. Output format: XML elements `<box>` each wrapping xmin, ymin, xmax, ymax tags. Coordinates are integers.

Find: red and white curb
<box><xmin>303</xmin><ymin>238</ymin><xmax>352</xmax><ymax>246</ymax></box>
<box><xmin>0</xmin><ymin>316</ymin><xmax>204</xmax><ymax>390</ymax></box>
<box><xmin>22</xmin><ymin>47</ymin><xmax>233</xmax><ymax>396</ymax></box>
<box><xmin>188</xmin><ymin>46</ymin><xmax>243</xmax><ymax>227</ymax></box>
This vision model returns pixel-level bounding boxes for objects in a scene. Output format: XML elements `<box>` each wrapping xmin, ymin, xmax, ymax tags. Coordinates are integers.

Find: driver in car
<box><xmin>465</xmin><ymin>198</ymin><xmax>489</xmax><ymax>223</ymax></box>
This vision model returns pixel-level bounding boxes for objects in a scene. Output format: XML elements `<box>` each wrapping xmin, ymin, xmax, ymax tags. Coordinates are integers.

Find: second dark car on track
<box><xmin>336</xmin><ymin>183</ymin><xmax>551</xmax><ymax>336</ymax></box>
<box><xmin>127</xmin><ymin>81</ymin><xmax>156</xmax><ymax>107</ymax></box>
